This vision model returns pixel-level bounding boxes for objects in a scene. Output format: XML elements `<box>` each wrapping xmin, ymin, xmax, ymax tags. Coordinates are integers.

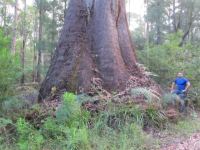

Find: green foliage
<box><xmin>56</xmin><ymin>92</ymin><xmax>79</xmax><ymax>123</ymax></box>
<box><xmin>0</xmin><ymin>117</ymin><xmax>15</xmax><ymax>149</ymax></box>
<box><xmin>144</xmin><ymin>107</ymin><xmax>167</xmax><ymax>128</ymax></box>
<box><xmin>16</xmin><ymin>118</ymin><xmax>44</xmax><ymax>150</ymax></box>
<box><xmin>0</xmin><ymin>117</ymin><xmax>13</xmax><ymax>128</ymax></box>
<box><xmin>0</xmin><ymin>92</ymin><xmax>163</xmax><ymax>149</ymax></box>
<box><xmin>2</xmin><ymin>97</ymin><xmax>30</xmax><ymax>113</ymax></box>
<box><xmin>42</xmin><ymin>92</ymin><xmax>90</xmax><ymax>149</ymax></box>
<box><xmin>90</xmin><ymin>102</ymin><xmax>152</xmax><ymax>149</ymax></box>
<box><xmin>56</xmin><ymin>92</ymin><xmax>89</xmax><ymax>126</ymax></box>
<box><xmin>90</xmin><ymin>121</ymin><xmax>157</xmax><ymax>150</ymax></box>
<box><xmin>145</xmin><ymin>0</ymin><xmax>168</xmax><ymax>44</ymax></box>
<box><xmin>138</xmin><ymin>32</ymin><xmax>200</xmax><ymax>87</ymax></box>
<box><xmin>0</xmin><ymin>29</ymin><xmax>20</xmax><ymax>101</ymax></box>
<box><xmin>131</xmin><ymin>87</ymin><xmax>161</xmax><ymax>103</ymax></box>
<box><xmin>89</xmin><ymin>97</ymin><xmax>166</xmax><ymax>150</ymax></box>
<box><xmin>162</xmin><ymin>93</ymin><xmax>177</xmax><ymax>108</ymax></box>
<box><xmin>167</xmin><ymin>117</ymin><xmax>200</xmax><ymax>136</ymax></box>
<box><xmin>131</xmin><ymin>27</ymin><xmax>146</xmax><ymax>50</ymax></box>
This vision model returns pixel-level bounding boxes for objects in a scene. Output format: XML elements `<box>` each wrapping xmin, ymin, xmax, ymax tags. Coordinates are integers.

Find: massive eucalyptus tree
<box><xmin>39</xmin><ymin>0</ymin><xmax>157</xmax><ymax>100</ymax></box>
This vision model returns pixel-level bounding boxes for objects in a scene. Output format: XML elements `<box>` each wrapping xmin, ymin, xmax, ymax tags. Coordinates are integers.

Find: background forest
<box><xmin>0</xmin><ymin>0</ymin><xmax>200</xmax><ymax>149</ymax></box>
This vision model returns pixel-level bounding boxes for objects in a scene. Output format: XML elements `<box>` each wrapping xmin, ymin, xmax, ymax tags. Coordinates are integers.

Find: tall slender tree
<box><xmin>36</xmin><ymin>0</ymin><xmax>43</xmax><ymax>82</ymax></box>
<box><xmin>1</xmin><ymin>0</ymin><xmax>7</xmax><ymax>33</ymax></box>
<box><xmin>20</xmin><ymin>0</ymin><xmax>27</xmax><ymax>84</ymax></box>
<box><xmin>11</xmin><ymin>0</ymin><xmax>18</xmax><ymax>54</ymax></box>
<box><xmin>63</xmin><ymin>0</ymin><xmax>68</xmax><ymax>18</ymax></box>
<box><xmin>33</xmin><ymin>8</ymin><xmax>38</xmax><ymax>82</ymax></box>
<box><xmin>50</xmin><ymin>0</ymin><xmax>57</xmax><ymax>58</ymax></box>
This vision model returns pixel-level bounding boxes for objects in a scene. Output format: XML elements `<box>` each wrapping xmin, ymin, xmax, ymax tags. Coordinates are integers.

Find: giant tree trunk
<box><xmin>39</xmin><ymin>0</ymin><xmax>157</xmax><ymax>100</ymax></box>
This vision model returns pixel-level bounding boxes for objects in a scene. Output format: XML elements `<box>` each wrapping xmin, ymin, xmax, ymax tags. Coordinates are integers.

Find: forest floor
<box><xmin>153</xmin><ymin>111</ymin><xmax>200</xmax><ymax>150</ymax></box>
<box><xmin>161</xmin><ymin>132</ymin><xmax>200</xmax><ymax>150</ymax></box>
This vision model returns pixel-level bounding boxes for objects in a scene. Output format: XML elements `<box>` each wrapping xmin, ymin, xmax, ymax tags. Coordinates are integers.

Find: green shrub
<box><xmin>56</xmin><ymin>92</ymin><xmax>90</xmax><ymax>126</ymax></box>
<box><xmin>131</xmin><ymin>87</ymin><xmax>161</xmax><ymax>103</ymax></box>
<box><xmin>0</xmin><ymin>29</ymin><xmax>20</xmax><ymax>101</ymax></box>
<box><xmin>56</xmin><ymin>92</ymin><xmax>80</xmax><ymax>123</ymax></box>
<box><xmin>0</xmin><ymin>117</ymin><xmax>15</xmax><ymax>147</ymax></box>
<box><xmin>16</xmin><ymin>118</ymin><xmax>44</xmax><ymax>150</ymax></box>
<box><xmin>144</xmin><ymin>107</ymin><xmax>167</xmax><ymax>129</ymax></box>
<box><xmin>42</xmin><ymin>92</ymin><xmax>90</xmax><ymax>149</ymax></box>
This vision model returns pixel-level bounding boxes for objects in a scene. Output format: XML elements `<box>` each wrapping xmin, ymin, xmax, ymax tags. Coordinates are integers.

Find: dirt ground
<box><xmin>161</xmin><ymin>133</ymin><xmax>200</xmax><ymax>150</ymax></box>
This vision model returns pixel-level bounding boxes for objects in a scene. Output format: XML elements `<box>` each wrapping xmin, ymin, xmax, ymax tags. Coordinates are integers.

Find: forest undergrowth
<box><xmin>1</xmin><ymin>87</ymin><xmax>200</xmax><ymax>150</ymax></box>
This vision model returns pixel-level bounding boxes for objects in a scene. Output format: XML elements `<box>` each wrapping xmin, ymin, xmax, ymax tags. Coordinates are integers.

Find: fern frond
<box><xmin>131</xmin><ymin>87</ymin><xmax>161</xmax><ymax>103</ymax></box>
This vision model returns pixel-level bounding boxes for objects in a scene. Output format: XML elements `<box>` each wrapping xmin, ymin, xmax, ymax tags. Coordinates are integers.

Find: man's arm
<box><xmin>185</xmin><ymin>81</ymin><xmax>191</xmax><ymax>91</ymax></box>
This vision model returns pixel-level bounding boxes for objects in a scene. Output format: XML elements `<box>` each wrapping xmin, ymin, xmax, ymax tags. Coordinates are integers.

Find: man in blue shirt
<box><xmin>171</xmin><ymin>72</ymin><xmax>191</xmax><ymax>112</ymax></box>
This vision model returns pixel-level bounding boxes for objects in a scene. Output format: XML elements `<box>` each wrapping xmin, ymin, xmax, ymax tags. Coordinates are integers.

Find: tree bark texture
<box><xmin>39</xmin><ymin>0</ymin><xmax>157</xmax><ymax>100</ymax></box>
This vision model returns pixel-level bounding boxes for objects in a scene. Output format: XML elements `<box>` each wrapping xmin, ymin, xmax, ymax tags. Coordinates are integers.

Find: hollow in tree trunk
<box><xmin>39</xmin><ymin>0</ymin><xmax>158</xmax><ymax>100</ymax></box>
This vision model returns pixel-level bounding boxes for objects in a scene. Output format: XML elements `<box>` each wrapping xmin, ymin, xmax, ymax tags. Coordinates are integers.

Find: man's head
<box><xmin>177</xmin><ymin>72</ymin><xmax>184</xmax><ymax>77</ymax></box>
